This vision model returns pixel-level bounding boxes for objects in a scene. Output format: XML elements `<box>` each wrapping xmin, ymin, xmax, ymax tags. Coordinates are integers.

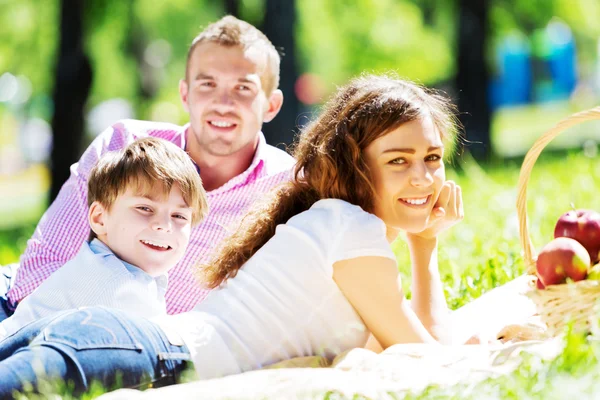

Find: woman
<box><xmin>0</xmin><ymin>75</ymin><xmax>464</xmax><ymax>395</ymax></box>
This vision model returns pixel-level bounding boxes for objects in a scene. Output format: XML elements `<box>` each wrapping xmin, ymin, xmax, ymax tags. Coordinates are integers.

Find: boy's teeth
<box><xmin>401</xmin><ymin>197</ymin><xmax>428</xmax><ymax>205</ymax></box>
<box><xmin>141</xmin><ymin>240</ymin><xmax>169</xmax><ymax>249</ymax></box>
<box><xmin>210</xmin><ymin>121</ymin><xmax>234</xmax><ymax>128</ymax></box>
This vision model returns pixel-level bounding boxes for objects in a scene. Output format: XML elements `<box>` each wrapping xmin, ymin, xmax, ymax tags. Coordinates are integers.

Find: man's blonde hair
<box><xmin>186</xmin><ymin>15</ymin><xmax>281</xmax><ymax>95</ymax></box>
<box><xmin>88</xmin><ymin>137</ymin><xmax>208</xmax><ymax>240</ymax></box>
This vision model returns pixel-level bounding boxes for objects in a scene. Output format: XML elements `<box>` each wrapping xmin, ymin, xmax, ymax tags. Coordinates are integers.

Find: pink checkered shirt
<box><xmin>9</xmin><ymin>119</ymin><xmax>295</xmax><ymax>314</ymax></box>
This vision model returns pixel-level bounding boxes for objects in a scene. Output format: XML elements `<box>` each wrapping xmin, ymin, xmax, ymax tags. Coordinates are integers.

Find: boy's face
<box><xmin>89</xmin><ymin>184</ymin><xmax>194</xmax><ymax>277</ymax></box>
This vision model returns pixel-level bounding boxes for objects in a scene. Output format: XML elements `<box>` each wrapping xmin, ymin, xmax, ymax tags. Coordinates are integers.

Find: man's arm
<box><xmin>7</xmin><ymin>124</ymin><xmax>129</xmax><ymax>305</ymax></box>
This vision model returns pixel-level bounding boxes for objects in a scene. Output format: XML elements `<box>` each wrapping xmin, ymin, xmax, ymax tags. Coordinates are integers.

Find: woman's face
<box><xmin>364</xmin><ymin>117</ymin><xmax>446</xmax><ymax>241</ymax></box>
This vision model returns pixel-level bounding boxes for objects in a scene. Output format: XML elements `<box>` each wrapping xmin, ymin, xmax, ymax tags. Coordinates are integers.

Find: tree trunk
<box><xmin>261</xmin><ymin>0</ymin><xmax>300</xmax><ymax>148</ymax></box>
<box><xmin>50</xmin><ymin>0</ymin><xmax>93</xmax><ymax>202</ymax></box>
<box><xmin>224</xmin><ymin>0</ymin><xmax>240</xmax><ymax>16</ymax></box>
<box><xmin>456</xmin><ymin>0</ymin><xmax>491</xmax><ymax>161</ymax></box>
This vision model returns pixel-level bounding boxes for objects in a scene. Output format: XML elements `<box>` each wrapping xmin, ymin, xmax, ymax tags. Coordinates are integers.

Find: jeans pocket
<box><xmin>42</xmin><ymin>307</ymin><xmax>143</xmax><ymax>351</ymax></box>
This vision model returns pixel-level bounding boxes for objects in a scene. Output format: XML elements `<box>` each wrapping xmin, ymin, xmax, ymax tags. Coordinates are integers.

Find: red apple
<box><xmin>535</xmin><ymin>276</ymin><xmax>545</xmax><ymax>290</ymax></box>
<box><xmin>554</xmin><ymin>209</ymin><xmax>600</xmax><ymax>264</ymax></box>
<box><xmin>536</xmin><ymin>237</ymin><xmax>591</xmax><ymax>286</ymax></box>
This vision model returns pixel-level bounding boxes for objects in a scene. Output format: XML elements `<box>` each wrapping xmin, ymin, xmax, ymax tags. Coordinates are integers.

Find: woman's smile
<box><xmin>398</xmin><ymin>195</ymin><xmax>431</xmax><ymax>208</ymax></box>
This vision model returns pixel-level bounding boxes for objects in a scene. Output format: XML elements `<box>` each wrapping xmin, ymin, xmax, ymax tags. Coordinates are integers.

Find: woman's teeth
<box><xmin>400</xmin><ymin>197</ymin><xmax>428</xmax><ymax>205</ymax></box>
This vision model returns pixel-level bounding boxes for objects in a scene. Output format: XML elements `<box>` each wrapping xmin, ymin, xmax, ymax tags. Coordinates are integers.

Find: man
<box><xmin>0</xmin><ymin>15</ymin><xmax>295</xmax><ymax>319</ymax></box>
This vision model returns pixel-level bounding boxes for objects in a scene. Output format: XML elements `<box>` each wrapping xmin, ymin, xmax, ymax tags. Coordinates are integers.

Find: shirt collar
<box><xmin>209</xmin><ymin>132</ymin><xmax>267</xmax><ymax>194</ymax></box>
<box><xmin>182</xmin><ymin>125</ymin><xmax>267</xmax><ymax>180</ymax></box>
<box><xmin>184</xmin><ymin>128</ymin><xmax>269</xmax><ymax>194</ymax></box>
<box><xmin>88</xmin><ymin>239</ymin><xmax>168</xmax><ymax>290</ymax></box>
<box><xmin>249</xmin><ymin>131</ymin><xmax>268</xmax><ymax>170</ymax></box>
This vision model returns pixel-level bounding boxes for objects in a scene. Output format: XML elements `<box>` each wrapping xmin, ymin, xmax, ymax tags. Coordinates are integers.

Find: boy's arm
<box><xmin>8</xmin><ymin>124</ymin><xmax>129</xmax><ymax>305</ymax></box>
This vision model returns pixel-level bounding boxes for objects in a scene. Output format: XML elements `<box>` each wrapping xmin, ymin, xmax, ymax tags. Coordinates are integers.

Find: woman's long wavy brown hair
<box><xmin>199</xmin><ymin>74</ymin><xmax>459</xmax><ymax>288</ymax></box>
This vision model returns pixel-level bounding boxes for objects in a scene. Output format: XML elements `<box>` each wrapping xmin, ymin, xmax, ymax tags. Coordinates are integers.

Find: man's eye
<box><xmin>237</xmin><ymin>85</ymin><xmax>251</xmax><ymax>91</ymax></box>
<box><xmin>199</xmin><ymin>81</ymin><xmax>215</xmax><ymax>88</ymax></box>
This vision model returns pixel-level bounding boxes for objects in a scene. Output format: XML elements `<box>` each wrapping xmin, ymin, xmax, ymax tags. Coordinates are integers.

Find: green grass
<box><xmin>394</xmin><ymin>149</ymin><xmax>600</xmax><ymax>310</ymax></box>
<box><xmin>1</xmin><ymin>149</ymin><xmax>600</xmax><ymax>398</ymax></box>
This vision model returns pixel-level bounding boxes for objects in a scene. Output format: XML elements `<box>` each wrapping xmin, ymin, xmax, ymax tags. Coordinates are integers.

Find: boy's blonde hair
<box><xmin>88</xmin><ymin>137</ymin><xmax>208</xmax><ymax>240</ymax></box>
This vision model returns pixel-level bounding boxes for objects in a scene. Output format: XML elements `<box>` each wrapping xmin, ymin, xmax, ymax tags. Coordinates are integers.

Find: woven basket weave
<box><xmin>517</xmin><ymin>106</ymin><xmax>600</xmax><ymax>337</ymax></box>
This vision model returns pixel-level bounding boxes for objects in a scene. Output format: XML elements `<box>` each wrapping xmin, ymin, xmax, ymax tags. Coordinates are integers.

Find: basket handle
<box><xmin>516</xmin><ymin>106</ymin><xmax>600</xmax><ymax>274</ymax></box>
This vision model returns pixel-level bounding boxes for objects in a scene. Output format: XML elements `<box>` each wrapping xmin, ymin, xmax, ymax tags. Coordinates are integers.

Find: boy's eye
<box><xmin>136</xmin><ymin>206</ymin><xmax>152</xmax><ymax>212</ymax></box>
<box><xmin>173</xmin><ymin>214</ymin><xmax>188</xmax><ymax>220</ymax></box>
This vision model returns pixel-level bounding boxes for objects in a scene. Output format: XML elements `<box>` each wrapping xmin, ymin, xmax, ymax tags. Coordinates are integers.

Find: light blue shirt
<box><xmin>0</xmin><ymin>239</ymin><xmax>168</xmax><ymax>339</ymax></box>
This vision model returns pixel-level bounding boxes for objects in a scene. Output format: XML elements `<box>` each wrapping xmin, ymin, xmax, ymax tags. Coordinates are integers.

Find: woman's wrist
<box><xmin>405</xmin><ymin>233</ymin><xmax>438</xmax><ymax>250</ymax></box>
<box><xmin>406</xmin><ymin>233</ymin><xmax>439</xmax><ymax>275</ymax></box>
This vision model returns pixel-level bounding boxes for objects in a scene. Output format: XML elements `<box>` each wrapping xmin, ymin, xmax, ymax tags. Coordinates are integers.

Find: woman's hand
<box><xmin>410</xmin><ymin>180</ymin><xmax>464</xmax><ymax>240</ymax></box>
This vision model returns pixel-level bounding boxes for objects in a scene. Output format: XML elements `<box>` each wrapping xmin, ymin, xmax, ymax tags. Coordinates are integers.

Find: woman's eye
<box><xmin>389</xmin><ymin>158</ymin><xmax>406</xmax><ymax>165</ymax></box>
<box><xmin>425</xmin><ymin>154</ymin><xmax>442</xmax><ymax>162</ymax></box>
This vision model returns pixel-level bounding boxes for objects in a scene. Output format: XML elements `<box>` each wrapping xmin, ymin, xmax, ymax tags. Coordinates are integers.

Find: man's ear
<box><xmin>88</xmin><ymin>201</ymin><xmax>108</xmax><ymax>238</ymax></box>
<box><xmin>179</xmin><ymin>79</ymin><xmax>190</xmax><ymax>113</ymax></box>
<box><xmin>263</xmin><ymin>89</ymin><xmax>284</xmax><ymax>123</ymax></box>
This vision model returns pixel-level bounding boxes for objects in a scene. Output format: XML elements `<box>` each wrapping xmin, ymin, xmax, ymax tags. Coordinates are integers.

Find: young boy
<box><xmin>0</xmin><ymin>138</ymin><xmax>208</xmax><ymax>338</ymax></box>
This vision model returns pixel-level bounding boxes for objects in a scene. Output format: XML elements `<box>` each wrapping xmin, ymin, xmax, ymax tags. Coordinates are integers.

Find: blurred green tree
<box><xmin>49</xmin><ymin>0</ymin><xmax>92</xmax><ymax>202</ymax></box>
<box><xmin>261</xmin><ymin>0</ymin><xmax>300</xmax><ymax>147</ymax></box>
<box><xmin>1</xmin><ymin>0</ymin><xmax>599</xmax><ymax>194</ymax></box>
<box><xmin>456</xmin><ymin>0</ymin><xmax>491</xmax><ymax>161</ymax></box>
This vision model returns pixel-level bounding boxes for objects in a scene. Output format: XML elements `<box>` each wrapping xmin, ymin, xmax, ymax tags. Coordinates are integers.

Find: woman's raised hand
<box><xmin>413</xmin><ymin>180</ymin><xmax>464</xmax><ymax>239</ymax></box>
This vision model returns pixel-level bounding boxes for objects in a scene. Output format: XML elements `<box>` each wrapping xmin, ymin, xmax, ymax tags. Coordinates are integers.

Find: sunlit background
<box><xmin>1</xmin><ymin>0</ymin><xmax>599</xmax><ymax>257</ymax></box>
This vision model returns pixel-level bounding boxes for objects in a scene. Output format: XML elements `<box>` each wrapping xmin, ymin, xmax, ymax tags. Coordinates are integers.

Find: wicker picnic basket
<box><xmin>517</xmin><ymin>106</ymin><xmax>600</xmax><ymax>337</ymax></box>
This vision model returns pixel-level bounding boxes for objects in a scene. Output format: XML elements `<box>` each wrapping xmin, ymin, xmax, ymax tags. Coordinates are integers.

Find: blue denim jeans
<box><xmin>0</xmin><ymin>307</ymin><xmax>192</xmax><ymax>396</ymax></box>
<box><xmin>0</xmin><ymin>264</ymin><xmax>18</xmax><ymax>322</ymax></box>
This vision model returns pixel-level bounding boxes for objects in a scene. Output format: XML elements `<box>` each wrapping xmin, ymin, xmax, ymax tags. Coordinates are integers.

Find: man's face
<box><xmin>180</xmin><ymin>42</ymin><xmax>282</xmax><ymax>160</ymax></box>
<box><xmin>89</xmin><ymin>185</ymin><xmax>194</xmax><ymax>277</ymax></box>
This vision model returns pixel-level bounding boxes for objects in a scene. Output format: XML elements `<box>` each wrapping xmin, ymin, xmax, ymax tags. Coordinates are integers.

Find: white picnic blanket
<box><xmin>99</xmin><ymin>339</ymin><xmax>562</xmax><ymax>400</ymax></box>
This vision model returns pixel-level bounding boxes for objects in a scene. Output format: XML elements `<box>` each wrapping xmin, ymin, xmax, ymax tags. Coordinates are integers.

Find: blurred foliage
<box><xmin>0</xmin><ymin>225</ymin><xmax>34</xmax><ymax>265</ymax></box>
<box><xmin>296</xmin><ymin>0</ymin><xmax>456</xmax><ymax>89</ymax></box>
<box><xmin>1</xmin><ymin>0</ymin><xmax>598</xmax><ymax>131</ymax></box>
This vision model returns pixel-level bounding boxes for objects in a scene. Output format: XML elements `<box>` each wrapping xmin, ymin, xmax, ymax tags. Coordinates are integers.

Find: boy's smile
<box><xmin>89</xmin><ymin>184</ymin><xmax>194</xmax><ymax>277</ymax></box>
<box><xmin>140</xmin><ymin>239</ymin><xmax>172</xmax><ymax>251</ymax></box>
